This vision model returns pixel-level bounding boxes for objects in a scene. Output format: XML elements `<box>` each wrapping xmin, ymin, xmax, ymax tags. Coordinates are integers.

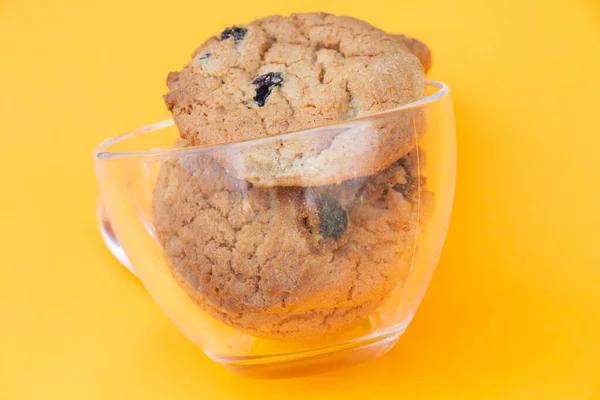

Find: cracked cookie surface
<box><xmin>152</xmin><ymin>147</ymin><xmax>432</xmax><ymax>339</ymax></box>
<box><xmin>164</xmin><ymin>13</ymin><xmax>426</xmax><ymax>187</ymax></box>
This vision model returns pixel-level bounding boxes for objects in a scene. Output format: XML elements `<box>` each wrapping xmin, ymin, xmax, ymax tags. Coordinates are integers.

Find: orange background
<box><xmin>1</xmin><ymin>0</ymin><xmax>599</xmax><ymax>399</ymax></box>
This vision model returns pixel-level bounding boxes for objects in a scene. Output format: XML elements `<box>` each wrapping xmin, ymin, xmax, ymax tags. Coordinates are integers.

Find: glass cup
<box><xmin>93</xmin><ymin>81</ymin><xmax>456</xmax><ymax>378</ymax></box>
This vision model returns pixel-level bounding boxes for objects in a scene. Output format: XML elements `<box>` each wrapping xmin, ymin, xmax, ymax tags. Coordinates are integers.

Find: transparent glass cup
<box><xmin>93</xmin><ymin>81</ymin><xmax>455</xmax><ymax>378</ymax></box>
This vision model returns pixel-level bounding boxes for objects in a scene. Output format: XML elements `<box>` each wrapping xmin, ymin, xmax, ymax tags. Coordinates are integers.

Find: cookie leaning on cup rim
<box><xmin>164</xmin><ymin>13</ymin><xmax>429</xmax><ymax>187</ymax></box>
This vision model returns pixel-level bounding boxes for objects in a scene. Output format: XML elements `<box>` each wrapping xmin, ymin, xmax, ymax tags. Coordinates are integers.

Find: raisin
<box><xmin>392</xmin><ymin>168</ymin><xmax>426</xmax><ymax>197</ymax></box>
<box><xmin>316</xmin><ymin>195</ymin><xmax>348</xmax><ymax>240</ymax></box>
<box><xmin>392</xmin><ymin>171</ymin><xmax>413</xmax><ymax>197</ymax></box>
<box><xmin>198</xmin><ymin>52</ymin><xmax>211</xmax><ymax>60</ymax></box>
<box><xmin>252</xmin><ymin>72</ymin><xmax>284</xmax><ymax>107</ymax></box>
<box><xmin>220</xmin><ymin>27</ymin><xmax>247</xmax><ymax>42</ymax></box>
<box><xmin>392</xmin><ymin>155</ymin><xmax>413</xmax><ymax>196</ymax></box>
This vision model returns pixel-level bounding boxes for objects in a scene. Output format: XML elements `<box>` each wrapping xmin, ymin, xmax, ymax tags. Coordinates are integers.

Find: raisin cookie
<box><xmin>164</xmin><ymin>13</ymin><xmax>426</xmax><ymax>187</ymax></box>
<box><xmin>152</xmin><ymin>148</ymin><xmax>432</xmax><ymax>339</ymax></box>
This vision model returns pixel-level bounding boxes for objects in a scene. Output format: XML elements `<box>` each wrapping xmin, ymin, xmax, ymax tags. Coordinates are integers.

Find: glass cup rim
<box><xmin>93</xmin><ymin>80</ymin><xmax>450</xmax><ymax>161</ymax></box>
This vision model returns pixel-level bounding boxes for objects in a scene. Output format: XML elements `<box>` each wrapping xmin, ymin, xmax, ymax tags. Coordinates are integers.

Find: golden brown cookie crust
<box><xmin>393</xmin><ymin>34</ymin><xmax>432</xmax><ymax>73</ymax></box>
<box><xmin>164</xmin><ymin>13</ymin><xmax>426</xmax><ymax>187</ymax></box>
<box><xmin>152</xmin><ymin>148</ymin><xmax>432</xmax><ymax>339</ymax></box>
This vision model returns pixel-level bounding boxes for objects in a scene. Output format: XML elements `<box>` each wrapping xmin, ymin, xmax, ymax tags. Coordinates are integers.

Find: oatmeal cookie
<box><xmin>152</xmin><ymin>148</ymin><xmax>432</xmax><ymax>339</ymax></box>
<box><xmin>164</xmin><ymin>13</ymin><xmax>426</xmax><ymax>187</ymax></box>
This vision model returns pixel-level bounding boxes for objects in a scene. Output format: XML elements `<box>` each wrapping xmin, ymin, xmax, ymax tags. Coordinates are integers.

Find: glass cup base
<box><xmin>96</xmin><ymin>199</ymin><xmax>410</xmax><ymax>378</ymax></box>
<box><xmin>97</xmin><ymin>197</ymin><xmax>410</xmax><ymax>377</ymax></box>
<box><xmin>211</xmin><ymin>322</ymin><xmax>409</xmax><ymax>378</ymax></box>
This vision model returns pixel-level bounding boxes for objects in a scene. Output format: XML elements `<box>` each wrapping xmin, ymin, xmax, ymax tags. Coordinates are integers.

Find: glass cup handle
<box><xmin>96</xmin><ymin>197</ymin><xmax>137</xmax><ymax>276</ymax></box>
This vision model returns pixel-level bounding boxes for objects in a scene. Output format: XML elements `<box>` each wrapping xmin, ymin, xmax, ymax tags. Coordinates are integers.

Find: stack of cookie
<box><xmin>152</xmin><ymin>13</ymin><xmax>433</xmax><ymax>339</ymax></box>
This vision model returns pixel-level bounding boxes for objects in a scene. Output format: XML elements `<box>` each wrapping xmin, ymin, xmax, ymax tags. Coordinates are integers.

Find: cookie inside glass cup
<box><xmin>152</xmin><ymin>12</ymin><xmax>434</xmax><ymax>340</ymax></box>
